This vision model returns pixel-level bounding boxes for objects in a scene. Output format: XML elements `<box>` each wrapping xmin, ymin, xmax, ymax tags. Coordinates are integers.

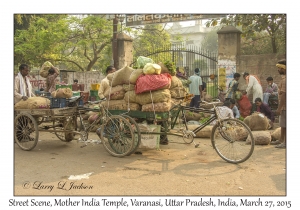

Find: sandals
<box><xmin>275</xmin><ymin>143</ymin><xmax>286</xmax><ymax>149</ymax></box>
<box><xmin>270</xmin><ymin>140</ymin><xmax>281</xmax><ymax>145</ymax></box>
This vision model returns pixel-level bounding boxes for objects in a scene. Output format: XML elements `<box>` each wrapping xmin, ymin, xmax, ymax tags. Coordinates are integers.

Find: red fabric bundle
<box><xmin>135</xmin><ymin>73</ymin><xmax>172</xmax><ymax>94</ymax></box>
<box><xmin>238</xmin><ymin>95</ymin><xmax>252</xmax><ymax>118</ymax></box>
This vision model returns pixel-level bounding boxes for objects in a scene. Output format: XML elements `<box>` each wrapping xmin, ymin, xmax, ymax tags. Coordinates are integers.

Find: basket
<box><xmin>50</xmin><ymin>98</ymin><xmax>67</xmax><ymax>109</ymax></box>
<box><xmin>91</xmin><ymin>83</ymin><xmax>100</xmax><ymax>90</ymax></box>
<box><xmin>55</xmin><ymin>84</ymin><xmax>72</xmax><ymax>90</ymax></box>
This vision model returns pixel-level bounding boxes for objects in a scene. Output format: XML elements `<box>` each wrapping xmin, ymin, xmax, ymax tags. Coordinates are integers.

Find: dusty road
<box><xmin>14</xmin><ymin>129</ymin><xmax>286</xmax><ymax>197</ymax></box>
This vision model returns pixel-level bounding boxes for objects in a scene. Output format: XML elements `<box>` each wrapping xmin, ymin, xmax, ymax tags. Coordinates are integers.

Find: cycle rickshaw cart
<box><xmin>107</xmin><ymin>99</ymin><xmax>255</xmax><ymax>164</ymax></box>
<box><xmin>14</xmin><ymin>97</ymin><xmax>137</xmax><ymax>154</ymax></box>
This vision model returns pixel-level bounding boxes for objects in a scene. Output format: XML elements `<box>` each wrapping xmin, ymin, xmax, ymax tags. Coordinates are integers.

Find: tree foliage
<box><xmin>201</xmin><ymin>27</ymin><xmax>221</xmax><ymax>53</ymax></box>
<box><xmin>205</xmin><ymin>14</ymin><xmax>286</xmax><ymax>53</ymax></box>
<box><xmin>14</xmin><ymin>14</ymin><xmax>113</xmax><ymax>72</ymax></box>
<box><xmin>130</xmin><ymin>24</ymin><xmax>172</xmax><ymax>65</ymax></box>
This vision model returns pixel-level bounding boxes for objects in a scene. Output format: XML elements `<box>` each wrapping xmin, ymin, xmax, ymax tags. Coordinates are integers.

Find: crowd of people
<box><xmin>177</xmin><ymin>59</ymin><xmax>286</xmax><ymax>149</ymax></box>
<box><xmin>14</xmin><ymin>59</ymin><xmax>286</xmax><ymax>149</ymax></box>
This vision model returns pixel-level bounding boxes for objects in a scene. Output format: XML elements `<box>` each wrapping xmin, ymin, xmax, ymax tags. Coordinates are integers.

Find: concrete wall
<box><xmin>217</xmin><ymin>26</ymin><xmax>242</xmax><ymax>90</ymax></box>
<box><xmin>236</xmin><ymin>54</ymin><xmax>286</xmax><ymax>91</ymax></box>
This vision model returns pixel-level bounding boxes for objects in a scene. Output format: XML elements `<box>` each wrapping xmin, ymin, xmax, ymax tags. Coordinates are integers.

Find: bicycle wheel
<box><xmin>101</xmin><ymin>115</ymin><xmax>134</xmax><ymax>157</ymax></box>
<box><xmin>211</xmin><ymin>118</ymin><xmax>254</xmax><ymax>164</ymax></box>
<box><xmin>122</xmin><ymin>115</ymin><xmax>141</xmax><ymax>156</ymax></box>
<box><xmin>14</xmin><ymin>113</ymin><xmax>39</xmax><ymax>151</ymax></box>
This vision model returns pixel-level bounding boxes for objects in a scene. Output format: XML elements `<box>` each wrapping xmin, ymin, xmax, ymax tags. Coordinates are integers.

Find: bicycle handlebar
<box><xmin>88</xmin><ymin>98</ymin><xmax>107</xmax><ymax>104</ymax></box>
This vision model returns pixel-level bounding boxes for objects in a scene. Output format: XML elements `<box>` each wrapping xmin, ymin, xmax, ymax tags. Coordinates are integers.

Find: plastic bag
<box><xmin>137</xmin><ymin>56</ymin><xmax>154</xmax><ymax>69</ymax></box>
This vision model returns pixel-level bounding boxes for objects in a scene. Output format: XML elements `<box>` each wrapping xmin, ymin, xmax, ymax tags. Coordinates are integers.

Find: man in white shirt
<box><xmin>14</xmin><ymin>64</ymin><xmax>35</xmax><ymax>104</ymax></box>
<box><xmin>243</xmin><ymin>72</ymin><xmax>263</xmax><ymax>103</ymax></box>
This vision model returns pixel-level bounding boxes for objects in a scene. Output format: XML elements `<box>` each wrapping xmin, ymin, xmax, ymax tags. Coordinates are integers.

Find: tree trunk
<box><xmin>271</xmin><ymin>36</ymin><xmax>277</xmax><ymax>53</ymax></box>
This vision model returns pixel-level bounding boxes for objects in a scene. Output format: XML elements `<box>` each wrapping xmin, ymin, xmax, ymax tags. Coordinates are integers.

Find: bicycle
<box><xmin>164</xmin><ymin>99</ymin><xmax>255</xmax><ymax>164</ymax></box>
<box><xmin>70</xmin><ymin>96</ymin><xmax>138</xmax><ymax>157</ymax></box>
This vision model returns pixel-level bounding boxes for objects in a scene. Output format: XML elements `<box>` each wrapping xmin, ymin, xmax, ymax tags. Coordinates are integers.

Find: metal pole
<box><xmin>112</xmin><ymin>16</ymin><xmax>118</xmax><ymax>69</ymax></box>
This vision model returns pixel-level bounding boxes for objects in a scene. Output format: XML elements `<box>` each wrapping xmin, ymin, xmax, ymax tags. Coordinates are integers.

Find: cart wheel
<box><xmin>122</xmin><ymin>115</ymin><xmax>141</xmax><ymax>156</ymax></box>
<box><xmin>53</xmin><ymin>116</ymin><xmax>76</xmax><ymax>142</ymax></box>
<box><xmin>14</xmin><ymin>113</ymin><xmax>39</xmax><ymax>151</ymax></box>
<box><xmin>101</xmin><ymin>115</ymin><xmax>135</xmax><ymax>157</ymax></box>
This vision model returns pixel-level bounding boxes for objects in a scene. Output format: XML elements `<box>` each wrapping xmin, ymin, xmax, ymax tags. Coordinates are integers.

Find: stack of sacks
<box><xmin>102</xmin><ymin>57</ymin><xmax>186</xmax><ymax>113</ymax></box>
<box><xmin>169</xmin><ymin>76</ymin><xmax>188</xmax><ymax>108</ymax></box>
<box><xmin>126</xmin><ymin>63</ymin><xmax>172</xmax><ymax>112</ymax></box>
<box><xmin>103</xmin><ymin>66</ymin><xmax>141</xmax><ymax>111</ymax></box>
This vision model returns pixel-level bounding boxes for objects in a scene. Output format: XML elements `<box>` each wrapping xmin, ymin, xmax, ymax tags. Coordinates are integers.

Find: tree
<box><xmin>130</xmin><ymin>24</ymin><xmax>172</xmax><ymax>65</ymax></box>
<box><xmin>14</xmin><ymin>15</ymin><xmax>113</xmax><ymax>72</ymax></box>
<box><xmin>205</xmin><ymin>14</ymin><xmax>286</xmax><ymax>53</ymax></box>
<box><xmin>201</xmin><ymin>27</ymin><xmax>220</xmax><ymax>53</ymax></box>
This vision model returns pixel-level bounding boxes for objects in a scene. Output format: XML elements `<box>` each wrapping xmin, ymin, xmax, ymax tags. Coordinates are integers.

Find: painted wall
<box><xmin>15</xmin><ymin>71</ymin><xmax>105</xmax><ymax>93</ymax></box>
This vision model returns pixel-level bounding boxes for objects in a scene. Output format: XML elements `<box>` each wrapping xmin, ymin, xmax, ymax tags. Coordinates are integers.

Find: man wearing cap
<box><xmin>271</xmin><ymin>59</ymin><xmax>286</xmax><ymax>149</ymax></box>
<box><xmin>188</xmin><ymin>68</ymin><xmax>203</xmax><ymax>110</ymax></box>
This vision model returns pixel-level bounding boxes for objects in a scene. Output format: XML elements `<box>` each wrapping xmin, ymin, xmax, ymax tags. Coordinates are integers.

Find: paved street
<box><xmin>14</xmin><ymin>130</ymin><xmax>286</xmax><ymax>196</ymax></box>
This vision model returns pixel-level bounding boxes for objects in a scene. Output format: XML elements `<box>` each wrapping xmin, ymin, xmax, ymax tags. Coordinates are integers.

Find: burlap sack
<box><xmin>212</xmin><ymin>124</ymin><xmax>249</xmax><ymax>141</ymax></box>
<box><xmin>129</xmin><ymin>69</ymin><xmax>144</xmax><ymax>84</ymax></box>
<box><xmin>246</xmin><ymin>131</ymin><xmax>271</xmax><ymax>145</ymax></box>
<box><xmin>107</xmin><ymin>66</ymin><xmax>135</xmax><ymax>86</ymax></box>
<box><xmin>200</xmin><ymin>102</ymin><xmax>223</xmax><ymax>109</ymax></box>
<box><xmin>51</xmin><ymin>91</ymin><xmax>56</xmax><ymax>98</ymax></box>
<box><xmin>185</xmin><ymin>112</ymin><xmax>202</xmax><ymax>121</ymax></box>
<box><xmin>170</xmin><ymin>98</ymin><xmax>184</xmax><ymax>107</ymax></box>
<box><xmin>124</xmin><ymin>89</ymin><xmax>171</xmax><ymax>105</ymax></box>
<box><xmin>123</xmin><ymin>84</ymin><xmax>135</xmax><ymax>92</ymax></box>
<box><xmin>14</xmin><ymin>97</ymin><xmax>50</xmax><ymax>109</ymax></box>
<box><xmin>104</xmin><ymin>85</ymin><xmax>125</xmax><ymax>100</ymax></box>
<box><xmin>55</xmin><ymin>88</ymin><xmax>73</xmax><ymax>98</ymax></box>
<box><xmin>101</xmin><ymin>100</ymin><xmax>141</xmax><ymax>111</ymax></box>
<box><xmin>141</xmin><ymin>101</ymin><xmax>171</xmax><ymax>112</ymax></box>
<box><xmin>39</xmin><ymin>61</ymin><xmax>60</xmax><ymax>78</ymax></box>
<box><xmin>271</xmin><ymin>127</ymin><xmax>281</xmax><ymax>141</ymax></box>
<box><xmin>14</xmin><ymin>100</ymin><xmax>29</xmax><ymax>109</ymax></box>
<box><xmin>158</xmin><ymin>62</ymin><xmax>170</xmax><ymax>74</ymax></box>
<box><xmin>244</xmin><ymin>112</ymin><xmax>269</xmax><ymax>131</ymax></box>
<box><xmin>170</xmin><ymin>76</ymin><xmax>183</xmax><ymax>89</ymax></box>
<box><xmin>203</xmin><ymin>92</ymin><xmax>213</xmax><ymax>102</ymax></box>
<box><xmin>187</xmin><ymin>125</ymin><xmax>213</xmax><ymax>138</ymax></box>
<box><xmin>170</xmin><ymin>87</ymin><xmax>187</xmax><ymax>98</ymax></box>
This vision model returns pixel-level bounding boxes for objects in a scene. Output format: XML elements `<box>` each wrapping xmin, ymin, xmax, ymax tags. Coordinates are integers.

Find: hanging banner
<box><xmin>125</xmin><ymin>14</ymin><xmax>226</xmax><ymax>27</ymax></box>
